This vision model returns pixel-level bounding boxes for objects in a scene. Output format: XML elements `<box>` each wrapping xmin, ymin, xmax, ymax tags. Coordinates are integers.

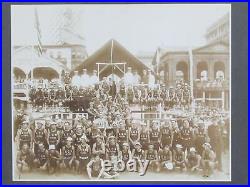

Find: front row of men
<box><xmin>17</xmin><ymin>136</ymin><xmax>216</xmax><ymax>179</ymax></box>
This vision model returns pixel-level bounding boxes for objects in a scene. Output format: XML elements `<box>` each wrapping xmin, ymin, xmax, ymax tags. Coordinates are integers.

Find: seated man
<box><xmin>185</xmin><ymin>147</ymin><xmax>201</xmax><ymax>172</ymax></box>
<box><xmin>47</xmin><ymin>145</ymin><xmax>61</xmax><ymax>174</ymax></box>
<box><xmin>201</xmin><ymin>143</ymin><xmax>216</xmax><ymax>177</ymax></box>
<box><xmin>158</xmin><ymin>144</ymin><xmax>173</xmax><ymax>172</ymax></box>
<box><xmin>131</xmin><ymin>142</ymin><xmax>145</xmax><ymax>175</ymax></box>
<box><xmin>87</xmin><ymin>153</ymin><xmax>118</xmax><ymax>180</ymax></box>
<box><xmin>144</xmin><ymin>144</ymin><xmax>159</xmax><ymax>172</ymax></box>
<box><xmin>16</xmin><ymin>143</ymin><xmax>35</xmax><ymax>173</ymax></box>
<box><xmin>75</xmin><ymin>135</ymin><xmax>91</xmax><ymax>174</ymax></box>
<box><xmin>173</xmin><ymin>144</ymin><xmax>186</xmax><ymax>171</ymax></box>
<box><xmin>60</xmin><ymin>137</ymin><xmax>75</xmax><ymax>171</ymax></box>
<box><xmin>33</xmin><ymin>143</ymin><xmax>49</xmax><ymax>171</ymax></box>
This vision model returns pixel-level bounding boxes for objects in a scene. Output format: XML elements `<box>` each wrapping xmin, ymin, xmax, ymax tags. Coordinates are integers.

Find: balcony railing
<box><xmin>194</xmin><ymin>80</ymin><xmax>229</xmax><ymax>90</ymax></box>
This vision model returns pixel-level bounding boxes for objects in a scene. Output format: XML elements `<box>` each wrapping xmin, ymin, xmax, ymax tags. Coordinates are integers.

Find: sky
<box><xmin>11</xmin><ymin>4</ymin><xmax>230</xmax><ymax>55</ymax></box>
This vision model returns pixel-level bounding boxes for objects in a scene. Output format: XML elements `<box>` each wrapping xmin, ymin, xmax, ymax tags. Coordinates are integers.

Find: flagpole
<box><xmin>188</xmin><ymin>48</ymin><xmax>195</xmax><ymax>113</ymax></box>
<box><xmin>111</xmin><ymin>39</ymin><xmax>114</xmax><ymax>82</ymax></box>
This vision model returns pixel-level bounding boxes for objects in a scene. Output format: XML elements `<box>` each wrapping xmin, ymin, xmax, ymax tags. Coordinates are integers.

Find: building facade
<box><xmin>154</xmin><ymin>13</ymin><xmax>230</xmax><ymax>110</ymax></box>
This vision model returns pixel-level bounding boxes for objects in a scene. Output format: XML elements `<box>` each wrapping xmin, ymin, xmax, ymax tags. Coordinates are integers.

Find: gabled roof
<box><xmin>193</xmin><ymin>41</ymin><xmax>229</xmax><ymax>54</ymax></box>
<box><xmin>72</xmin><ymin>39</ymin><xmax>152</xmax><ymax>77</ymax></box>
<box><xmin>13</xmin><ymin>46</ymin><xmax>69</xmax><ymax>73</ymax></box>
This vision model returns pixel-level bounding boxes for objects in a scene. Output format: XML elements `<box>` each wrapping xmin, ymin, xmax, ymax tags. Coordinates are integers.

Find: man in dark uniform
<box><xmin>149</xmin><ymin>121</ymin><xmax>160</xmax><ymax>151</ymax></box>
<box><xmin>43</xmin><ymin>88</ymin><xmax>50</xmax><ymax>108</ymax></box>
<box><xmin>201</xmin><ymin>143</ymin><xmax>216</xmax><ymax>177</ymax></box>
<box><xmin>180</xmin><ymin>120</ymin><xmax>193</xmax><ymax>152</ymax></box>
<box><xmin>116</xmin><ymin>123</ymin><xmax>129</xmax><ymax>149</ymax></box>
<box><xmin>139</xmin><ymin>122</ymin><xmax>150</xmax><ymax>150</ymax></box>
<box><xmin>207</xmin><ymin>118</ymin><xmax>223</xmax><ymax>171</ymax></box>
<box><xmin>194</xmin><ymin>121</ymin><xmax>208</xmax><ymax>156</ymax></box>
<box><xmin>92</xmin><ymin>135</ymin><xmax>106</xmax><ymax>159</ymax></box>
<box><xmin>120</xmin><ymin>143</ymin><xmax>132</xmax><ymax>165</ymax></box>
<box><xmin>185</xmin><ymin>147</ymin><xmax>201</xmax><ymax>172</ymax></box>
<box><xmin>35</xmin><ymin>87</ymin><xmax>44</xmax><ymax>111</ymax></box>
<box><xmin>61</xmin><ymin>121</ymin><xmax>74</xmax><ymax>148</ymax></box>
<box><xmin>183</xmin><ymin>84</ymin><xmax>191</xmax><ymax>109</ymax></box>
<box><xmin>74</xmin><ymin>125</ymin><xmax>86</xmax><ymax>150</ymax></box>
<box><xmin>64</xmin><ymin>85</ymin><xmax>72</xmax><ymax>109</ymax></box>
<box><xmin>33</xmin><ymin>143</ymin><xmax>49</xmax><ymax>171</ymax></box>
<box><xmin>127</xmin><ymin>85</ymin><xmax>134</xmax><ymax>105</ymax></box>
<box><xmin>119</xmin><ymin>81</ymin><xmax>126</xmax><ymax>99</ymax></box>
<box><xmin>47</xmin><ymin>145</ymin><xmax>61</xmax><ymax>174</ymax></box>
<box><xmin>158</xmin><ymin>144</ymin><xmax>173</xmax><ymax>172</ymax></box>
<box><xmin>131</xmin><ymin>142</ymin><xmax>145</xmax><ymax>175</ymax></box>
<box><xmin>75</xmin><ymin>135</ymin><xmax>91</xmax><ymax>174</ymax></box>
<box><xmin>33</xmin><ymin>121</ymin><xmax>47</xmax><ymax>155</ymax></box>
<box><xmin>16</xmin><ymin>121</ymin><xmax>33</xmax><ymax>150</ymax></box>
<box><xmin>106</xmin><ymin>136</ymin><xmax>120</xmax><ymax>161</ymax></box>
<box><xmin>168</xmin><ymin>87</ymin><xmax>175</xmax><ymax>109</ymax></box>
<box><xmin>49</xmin><ymin>88</ymin><xmax>56</xmax><ymax>108</ymax></box>
<box><xmin>129</xmin><ymin>122</ymin><xmax>140</xmax><ymax>149</ymax></box>
<box><xmin>16</xmin><ymin>143</ymin><xmax>35</xmax><ymax>173</ymax></box>
<box><xmin>173</xmin><ymin>144</ymin><xmax>186</xmax><ymax>171</ymax></box>
<box><xmin>47</xmin><ymin>122</ymin><xmax>60</xmax><ymax>151</ymax></box>
<box><xmin>60</xmin><ymin>137</ymin><xmax>75</xmax><ymax>171</ymax></box>
<box><xmin>160</xmin><ymin>120</ymin><xmax>173</xmax><ymax>148</ymax></box>
<box><xmin>87</xmin><ymin>153</ymin><xmax>118</xmax><ymax>180</ymax></box>
<box><xmin>145</xmin><ymin>144</ymin><xmax>159</xmax><ymax>172</ymax></box>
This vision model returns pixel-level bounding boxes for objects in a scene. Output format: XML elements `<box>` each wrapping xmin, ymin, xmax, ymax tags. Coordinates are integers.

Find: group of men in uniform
<box><xmin>15</xmin><ymin>69</ymin><xmax>228</xmax><ymax>180</ymax></box>
<box><xmin>28</xmin><ymin>75</ymin><xmax>191</xmax><ymax>113</ymax></box>
<box><xmin>15</xmin><ymin>112</ymin><xmax>227</xmax><ymax>179</ymax></box>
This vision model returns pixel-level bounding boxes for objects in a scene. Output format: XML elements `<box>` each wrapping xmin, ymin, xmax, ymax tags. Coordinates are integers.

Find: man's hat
<box><xmin>66</xmin><ymin>137</ymin><xmax>73</xmax><ymax>142</ymax></box>
<box><xmin>50</xmin><ymin>121</ymin><xmax>57</xmax><ymax>125</ymax></box>
<box><xmin>190</xmin><ymin>147</ymin><xmax>196</xmax><ymax>152</ymax></box>
<box><xmin>49</xmin><ymin>145</ymin><xmax>56</xmax><ymax>150</ymax></box>
<box><xmin>203</xmin><ymin>143</ymin><xmax>212</xmax><ymax>149</ymax></box>
<box><xmin>176</xmin><ymin>144</ymin><xmax>183</xmax><ymax>149</ymax></box>
<box><xmin>80</xmin><ymin>135</ymin><xmax>88</xmax><ymax>141</ymax></box>
<box><xmin>108</xmin><ymin>135</ymin><xmax>116</xmax><ymax>140</ymax></box>
<box><xmin>122</xmin><ymin>143</ymin><xmax>129</xmax><ymax>147</ymax></box>
<box><xmin>22</xmin><ymin>120</ymin><xmax>29</xmax><ymax>124</ymax></box>
<box><xmin>134</xmin><ymin>142</ymin><xmax>142</xmax><ymax>147</ymax></box>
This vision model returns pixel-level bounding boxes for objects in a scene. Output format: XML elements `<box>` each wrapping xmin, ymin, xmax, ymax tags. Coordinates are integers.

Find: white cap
<box><xmin>190</xmin><ymin>147</ymin><xmax>196</xmax><ymax>152</ymax></box>
<box><xmin>176</xmin><ymin>144</ymin><xmax>183</xmax><ymax>149</ymax></box>
<box><xmin>66</xmin><ymin>137</ymin><xmax>73</xmax><ymax>141</ymax></box>
<box><xmin>49</xmin><ymin>145</ymin><xmax>55</xmax><ymax>150</ymax></box>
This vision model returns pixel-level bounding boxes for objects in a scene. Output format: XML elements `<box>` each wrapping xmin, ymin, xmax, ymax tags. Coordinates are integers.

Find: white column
<box><xmin>222</xmin><ymin>91</ymin><xmax>225</xmax><ymax>111</ymax></box>
<box><xmin>202</xmin><ymin>91</ymin><xmax>206</xmax><ymax>103</ymax></box>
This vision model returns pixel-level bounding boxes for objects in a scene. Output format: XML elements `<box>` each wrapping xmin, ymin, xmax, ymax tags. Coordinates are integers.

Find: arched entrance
<box><xmin>33</xmin><ymin>67</ymin><xmax>59</xmax><ymax>81</ymax></box>
<box><xmin>13</xmin><ymin>67</ymin><xmax>26</xmax><ymax>81</ymax></box>
<box><xmin>197</xmin><ymin>62</ymin><xmax>208</xmax><ymax>81</ymax></box>
<box><xmin>176</xmin><ymin>61</ymin><xmax>188</xmax><ymax>81</ymax></box>
<box><xmin>214</xmin><ymin>62</ymin><xmax>225</xmax><ymax>80</ymax></box>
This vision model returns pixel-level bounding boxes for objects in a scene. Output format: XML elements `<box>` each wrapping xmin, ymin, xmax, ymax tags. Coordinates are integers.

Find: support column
<box><xmin>222</xmin><ymin>91</ymin><xmax>225</xmax><ymax>111</ymax></box>
<box><xmin>202</xmin><ymin>91</ymin><xmax>206</xmax><ymax>103</ymax></box>
<box><xmin>193</xmin><ymin>61</ymin><xmax>197</xmax><ymax>80</ymax></box>
<box><xmin>224</xmin><ymin>61</ymin><xmax>229</xmax><ymax>80</ymax></box>
<box><xmin>169</xmin><ymin>62</ymin><xmax>176</xmax><ymax>86</ymax></box>
<box><xmin>31</xmin><ymin>69</ymin><xmax>34</xmax><ymax>80</ymax></box>
<box><xmin>208</xmin><ymin>62</ymin><xmax>214</xmax><ymax>81</ymax></box>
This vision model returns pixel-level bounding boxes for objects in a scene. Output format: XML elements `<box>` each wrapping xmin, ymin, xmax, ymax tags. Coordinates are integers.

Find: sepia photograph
<box><xmin>11</xmin><ymin>4</ymin><xmax>231</xmax><ymax>181</ymax></box>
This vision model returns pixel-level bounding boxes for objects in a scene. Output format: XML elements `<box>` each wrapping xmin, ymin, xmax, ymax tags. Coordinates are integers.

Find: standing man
<box><xmin>80</xmin><ymin>69</ymin><xmax>90</xmax><ymax>88</ymax></box>
<box><xmin>15</xmin><ymin>121</ymin><xmax>33</xmax><ymax>150</ymax></box>
<box><xmin>207</xmin><ymin>118</ymin><xmax>223</xmax><ymax>171</ymax></box>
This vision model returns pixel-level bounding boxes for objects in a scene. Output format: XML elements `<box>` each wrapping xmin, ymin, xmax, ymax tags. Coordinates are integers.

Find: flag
<box><xmin>156</xmin><ymin>47</ymin><xmax>161</xmax><ymax>76</ymax></box>
<box><xmin>34</xmin><ymin>8</ymin><xmax>43</xmax><ymax>56</ymax></box>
